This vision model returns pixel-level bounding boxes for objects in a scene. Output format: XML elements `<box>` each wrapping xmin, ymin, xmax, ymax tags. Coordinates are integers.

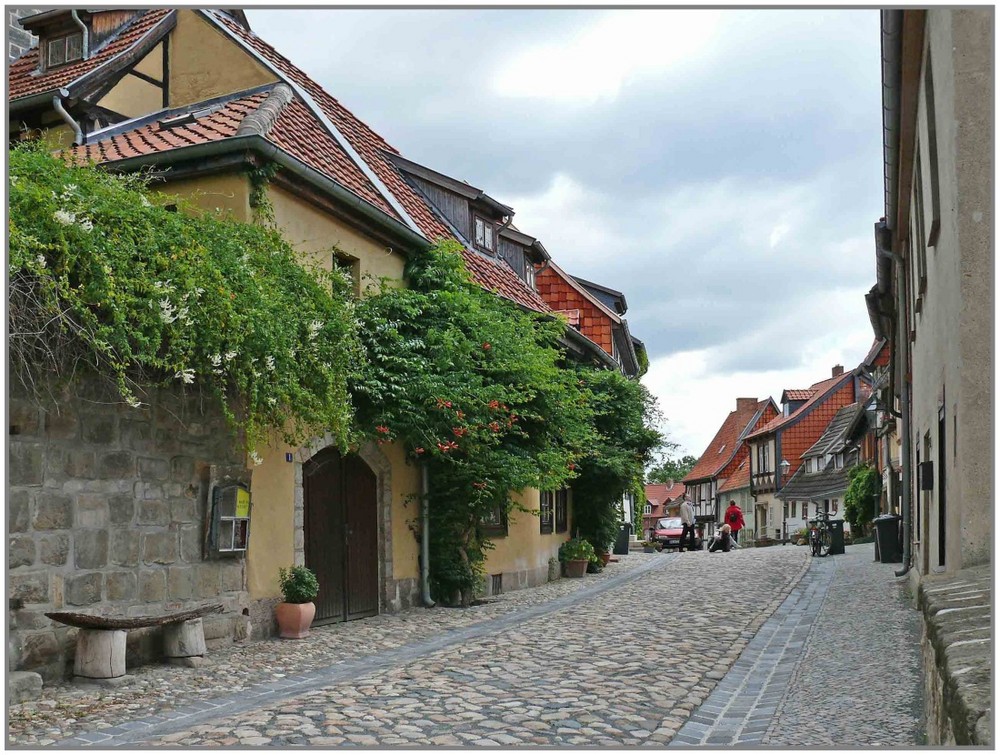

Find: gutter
<box><xmin>100</xmin><ymin>135</ymin><xmax>429</xmax><ymax>252</ymax></box>
<box><xmin>560</xmin><ymin>325</ymin><xmax>619</xmax><ymax>371</ymax></box>
<box><xmin>70</xmin><ymin>9</ymin><xmax>90</xmax><ymax>59</ymax></box>
<box><xmin>52</xmin><ymin>95</ymin><xmax>83</xmax><ymax>146</ymax></box>
<box><xmin>875</xmin><ymin>228</ymin><xmax>913</xmax><ymax>578</ymax></box>
<box><xmin>881</xmin><ymin>10</ymin><xmax>903</xmax><ymax>230</ymax></box>
<box><xmin>420</xmin><ymin>464</ymin><xmax>435</xmax><ymax>607</ymax></box>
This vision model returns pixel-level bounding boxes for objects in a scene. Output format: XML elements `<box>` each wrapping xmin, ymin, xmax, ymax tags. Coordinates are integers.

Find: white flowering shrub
<box><xmin>9</xmin><ymin>145</ymin><xmax>362</xmax><ymax>453</ymax></box>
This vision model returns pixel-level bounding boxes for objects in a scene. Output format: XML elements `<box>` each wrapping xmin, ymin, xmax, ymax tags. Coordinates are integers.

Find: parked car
<box><xmin>652</xmin><ymin>517</ymin><xmax>702</xmax><ymax>550</ymax></box>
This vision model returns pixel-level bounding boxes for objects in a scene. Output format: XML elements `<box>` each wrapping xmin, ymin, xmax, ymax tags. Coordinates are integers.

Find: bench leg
<box><xmin>74</xmin><ymin>629</ymin><xmax>127</xmax><ymax>679</ymax></box>
<box><xmin>164</xmin><ymin>618</ymin><xmax>207</xmax><ymax>667</ymax></box>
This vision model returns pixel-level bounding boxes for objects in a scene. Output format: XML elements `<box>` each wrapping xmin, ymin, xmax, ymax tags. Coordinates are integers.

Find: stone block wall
<box><xmin>8</xmin><ymin>377</ymin><xmax>250</xmax><ymax>681</ymax></box>
<box><xmin>8</xmin><ymin>7</ymin><xmax>44</xmax><ymax>61</ymax></box>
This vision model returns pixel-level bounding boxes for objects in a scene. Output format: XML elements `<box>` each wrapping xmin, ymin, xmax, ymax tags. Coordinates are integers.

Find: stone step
<box><xmin>8</xmin><ymin>671</ymin><xmax>43</xmax><ymax>704</ymax></box>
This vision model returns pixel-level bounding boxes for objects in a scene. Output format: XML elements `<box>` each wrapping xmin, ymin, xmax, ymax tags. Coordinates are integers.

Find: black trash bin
<box><xmin>827</xmin><ymin>519</ymin><xmax>845</xmax><ymax>555</ymax></box>
<box><xmin>613</xmin><ymin>523</ymin><xmax>632</xmax><ymax>555</ymax></box>
<box><xmin>873</xmin><ymin>514</ymin><xmax>902</xmax><ymax>563</ymax></box>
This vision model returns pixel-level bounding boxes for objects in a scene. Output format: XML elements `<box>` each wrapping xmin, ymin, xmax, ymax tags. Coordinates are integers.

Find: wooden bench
<box><xmin>46</xmin><ymin>604</ymin><xmax>223</xmax><ymax>681</ymax></box>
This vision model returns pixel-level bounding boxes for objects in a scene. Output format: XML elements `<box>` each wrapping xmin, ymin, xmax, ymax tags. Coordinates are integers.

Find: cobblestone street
<box><xmin>8</xmin><ymin>544</ymin><xmax>925</xmax><ymax>747</ymax></box>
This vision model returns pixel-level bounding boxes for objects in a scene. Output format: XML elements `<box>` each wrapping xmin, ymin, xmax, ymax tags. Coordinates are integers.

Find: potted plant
<box><xmin>641</xmin><ymin>540</ymin><xmax>659</xmax><ymax>553</ymax></box>
<box><xmin>275</xmin><ymin>566</ymin><xmax>319</xmax><ymax>639</ymax></box>
<box><xmin>559</xmin><ymin>537</ymin><xmax>595</xmax><ymax>578</ymax></box>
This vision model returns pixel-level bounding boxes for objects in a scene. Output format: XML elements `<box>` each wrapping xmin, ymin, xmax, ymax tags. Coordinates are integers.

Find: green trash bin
<box><xmin>827</xmin><ymin>519</ymin><xmax>845</xmax><ymax>555</ymax></box>
<box><xmin>874</xmin><ymin>514</ymin><xmax>902</xmax><ymax>563</ymax></box>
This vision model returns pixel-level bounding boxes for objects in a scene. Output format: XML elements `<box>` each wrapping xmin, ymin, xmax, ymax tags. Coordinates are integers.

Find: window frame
<box><xmin>45</xmin><ymin>32</ymin><xmax>84</xmax><ymax>70</ymax></box>
<box><xmin>539</xmin><ymin>491</ymin><xmax>554</xmax><ymax>535</ymax></box>
<box><xmin>473</xmin><ymin>215</ymin><xmax>495</xmax><ymax>252</ymax></box>
<box><xmin>481</xmin><ymin>503</ymin><xmax>508</xmax><ymax>537</ymax></box>
<box><xmin>555</xmin><ymin>488</ymin><xmax>569</xmax><ymax>533</ymax></box>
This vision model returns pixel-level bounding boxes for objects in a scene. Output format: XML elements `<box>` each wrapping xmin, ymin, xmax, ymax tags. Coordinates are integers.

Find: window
<box><xmin>481</xmin><ymin>503</ymin><xmax>507</xmax><ymax>537</ymax></box>
<box><xmin>555</xmin><ymin>489</ymin><xmax>569</xmax><ymax>533</ymax></box>
<box><xmin>473</xmin><ymin>216</ymin><xmax>494</xmax><ymax>252</ymax></box>
<box><xmin>539</xmin><ymin>491</ymin><xmax>554</xmax><ymax>534</ymax></box>
<box><xmin>46</xmin><ymin>32</ymin><xmax>84</xmax><ymax>69</ymax></box>
<box><xmin>923</xmin><ymin>48</ymin><xmax>941</xmax><ymax>247</ymax></box>
<box><xmin>525</xmin><ymin>263</ymin><xmax>536</xmax><ymax>290</ymax></box>
<box><xmin>644</xmin><ymin>503</ymin><xmax>652</xmax><ymax>515</ymax></box>
<box><xmin>835</xmin><ymin>453</ymin><xmax>844</xmax><ymax>469</ymax></box>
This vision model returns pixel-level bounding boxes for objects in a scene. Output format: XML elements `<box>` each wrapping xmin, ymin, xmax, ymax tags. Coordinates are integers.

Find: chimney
<box><xmin>736</xmin><ymin>397</ymin><xmax>758</xmax><ymax>411</ymax></box>
<box><xmin>832</xmin><ymin>365</ymin><xmax>844</xmax><ymax>377</ymax></box>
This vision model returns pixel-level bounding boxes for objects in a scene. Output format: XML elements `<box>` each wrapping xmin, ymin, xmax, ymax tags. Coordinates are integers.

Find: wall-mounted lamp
<box><xmin>779</xmin><ymin>459</ymin><xmax>791</xmax><ymax>479</ymax></box>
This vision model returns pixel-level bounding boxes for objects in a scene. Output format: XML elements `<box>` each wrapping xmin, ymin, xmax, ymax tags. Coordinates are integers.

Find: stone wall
<box><xmin>8</xmin><ymin>377</ymin><xmax>251</xmax><ymax>681</ymax></box>
<box><xmin>8</xmin><ymin>7</ymin><xmax>44</xmax><ymax>60</ymax></box>
<box><xmin>918</xmin><ymin>564</ymin><xmax>991</xmax><ymax>746</ymax></box>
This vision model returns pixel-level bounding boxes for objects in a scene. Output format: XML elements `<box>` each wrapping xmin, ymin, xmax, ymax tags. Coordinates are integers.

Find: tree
<box><xmin>647</xmin><ymin>443</ymin><xmax>698</xmax><ymax>483</ymax></box>
<box><xmin>844</xmin><ymin>464</ymin><xmax>880</xmax><ymax>536</ymax></box>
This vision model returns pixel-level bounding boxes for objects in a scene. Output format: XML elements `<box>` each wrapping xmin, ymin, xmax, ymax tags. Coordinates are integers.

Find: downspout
<box><xmin>70</xmin><ymin>10</ymin><xmax>90</xmax><ymax>59</ymax></box>
<box><xmin>420</xmin><ymin>464</ymin><xmax>435</xmax><ymax>607</ymax></box>
<box><xmin>876</xmin><ymin>224</ymin><xmax>912</xmax><ymax>577</ymax></box>
<box><xmin>52</xmin><ymin>95</ymin><xmax>83</xmax><ymax>146</ymax></box>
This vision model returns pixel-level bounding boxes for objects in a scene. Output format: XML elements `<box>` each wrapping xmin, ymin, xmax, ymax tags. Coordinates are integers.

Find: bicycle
<box><xmin>808</xmin><ymin>512</ymin><xmax>833</xmax><ymax>557</ymax></box>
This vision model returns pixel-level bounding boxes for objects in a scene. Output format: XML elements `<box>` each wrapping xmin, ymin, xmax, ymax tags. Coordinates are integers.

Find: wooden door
<box><xmin>303</xmin><ymin>448</ymin><xmax>378</xmax><ymax>624</ymax></box>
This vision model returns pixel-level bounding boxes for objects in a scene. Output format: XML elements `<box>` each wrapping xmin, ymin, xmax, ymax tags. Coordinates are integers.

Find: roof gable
<box><xmin>684</xmin><ymin>398</ymin><xmax>772</xmax><ymax>483</ymax></box>
<box><xmin>748</xmin><ymin>372</ymin><xmax>858</xmax><ymax>441</ymax></box>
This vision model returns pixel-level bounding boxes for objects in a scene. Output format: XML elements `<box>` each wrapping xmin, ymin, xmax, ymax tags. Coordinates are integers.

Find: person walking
<box><xmin>724</xmin><ymin>500</ymin><xmax>746</xmax><ymax>543</ymax></box>
<box><xmin>679</xmin><ymin>496</ymin><xmax>697</xmax><ymax>551</ymax></box>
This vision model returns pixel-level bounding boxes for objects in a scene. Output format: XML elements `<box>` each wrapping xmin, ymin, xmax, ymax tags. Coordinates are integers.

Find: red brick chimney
<box><xmin>736</xmin><ymin>397</ymin><xmax>758</xmax><ymax>411</ymax></box>
<box><xmin>832</xmin><ymin>365</ymin><xmax>844</xmax><ymax>377</ymax></box>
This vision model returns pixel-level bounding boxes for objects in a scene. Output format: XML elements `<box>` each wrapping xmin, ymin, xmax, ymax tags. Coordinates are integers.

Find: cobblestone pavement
<box><xmin>670</xmin><ymin>543</ymin><xmax>923</xmax><ymax>747</ymax></box>
<box><xmin>9</xmin><ymin>546</ymin><xmax>808</xmax><ymax>746</ymax></box>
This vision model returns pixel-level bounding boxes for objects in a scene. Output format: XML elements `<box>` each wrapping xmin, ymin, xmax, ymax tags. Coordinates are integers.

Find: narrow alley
<box><xmin>9</xmin><ymin>545</ymin><xmax>922</xmax><ymax>747</ymax></box>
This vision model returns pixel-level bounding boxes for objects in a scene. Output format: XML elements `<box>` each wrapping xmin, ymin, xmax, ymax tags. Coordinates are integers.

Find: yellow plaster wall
<box><xmin>98</xmin><ymin>67</ymin><xmax>163</xmax><ymax>119</ymax></box>
<box><xmin>266</xmin><ymin>184</ymin><xmax>407</xmax><ymax>287</ymax></box>
<box><xmin>157</xmin><ymin>173</ymin><xmax>252</xmax><ymax>222</ymax></box>
<box><xmin>246</xmin><ymin>437</ymin><xmax>295</xmax><ymax>599</ymax></box>
<box><xmin>381</xmin><ymin>443</ymin><xmax>421</xmax><ymax>581</ymax></box>
<box><xmin>484</xmin><ymin>489</ymin><xmax>571</xmax><ymax>577</ymax></box>
<box><xmin>168</xmin><ymin>10</ymin><xmax>276</xmax><ymax>108</ymax></box>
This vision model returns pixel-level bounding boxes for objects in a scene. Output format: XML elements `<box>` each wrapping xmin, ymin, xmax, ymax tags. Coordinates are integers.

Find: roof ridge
<box><xmin>235</xmin><ymin>83</ymin><xmax>294</xmax><ymax>137</ymax></box>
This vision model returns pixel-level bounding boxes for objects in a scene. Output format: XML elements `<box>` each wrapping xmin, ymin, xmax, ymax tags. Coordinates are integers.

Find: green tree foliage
<box><xmin>845</xmin><ymin>463</ymin><xmax>881</xmax><ymax>536</ymax></box>
<box><xmin>647</xmin><ymin>443</ymin><xmax>699</xmax><ymax>483</ymax></box>
<box><xmin>8</xmin><ymin>145</ymin><xmax>361</xmax><ymax>454</ymax></box>
<box><xmin>570</xmin><ymin>368</ymin><xmax>663</xmax><ymax>555</ymax></box>
<box><xmin>352</xmin><ymin>241</ymin><xmax>597</xmax><ymax>604</ymax></box>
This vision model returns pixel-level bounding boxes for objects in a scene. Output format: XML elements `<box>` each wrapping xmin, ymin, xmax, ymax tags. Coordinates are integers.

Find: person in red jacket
<box><xmin>724</xmin><ymin>500</ymin><xmax>746</xmax><ymax>543</ymax></box>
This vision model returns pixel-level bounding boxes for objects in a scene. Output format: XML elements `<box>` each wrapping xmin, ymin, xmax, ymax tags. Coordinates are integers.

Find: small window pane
<box><xmin>65</xmin><ymin>33</ymin><xmax>83</xmax><ymax>62</ymax></box>
<box><xmin>218</xmin><ymin>519</ymin><xmax>235</xmax><ymax>551</ymax></box>
<box><xmin>234</xmin><ymin>519</ymin><xmax>249</xmax><ymax>550</ymax></box>
<box><xmin>484</xmin><ymin>224</ymin><xmax>494</xmax><ymax>250</ymax></box>
<box><xmin>48</xmin><ymin>39</ymin><xmax>66</xmax><ymax>67</ymax></box>
<box><xmin>474</xmin><ymin>217</ymin><xmax>485</xmax><ymax>246</ymax></box>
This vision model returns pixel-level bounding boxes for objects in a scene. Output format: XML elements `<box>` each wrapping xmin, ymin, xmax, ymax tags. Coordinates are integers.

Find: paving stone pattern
<box><xmin>671</xmin><ymin>543</ymin><xmax>923</xmax><ymax>748</ymax></box>
<box><xmin>9</xmin><ymin>547</ymin><xmax>808</xmax><ymax>746</ymax></box>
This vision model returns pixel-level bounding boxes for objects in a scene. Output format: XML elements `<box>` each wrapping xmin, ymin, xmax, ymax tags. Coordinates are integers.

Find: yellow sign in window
<box><xmin>235</xmin><ymin>487</ymin><xmax>251</xmax><ymax>519</ymax></box>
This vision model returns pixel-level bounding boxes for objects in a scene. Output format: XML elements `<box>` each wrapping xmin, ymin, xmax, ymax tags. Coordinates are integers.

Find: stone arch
<box><xmin>292</xmin><ymin>436</ymin><xmax>393</xmax><ymax>614</ymax></box>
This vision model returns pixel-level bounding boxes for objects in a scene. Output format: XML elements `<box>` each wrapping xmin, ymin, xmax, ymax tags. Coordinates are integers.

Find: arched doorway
<box><xmin>303</xmin><ymin>447</ymin><xmax>378</xmax><ymax>624</ymax></box>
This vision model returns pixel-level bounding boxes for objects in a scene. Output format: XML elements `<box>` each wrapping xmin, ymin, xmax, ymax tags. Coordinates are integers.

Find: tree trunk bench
<box><xmin>46</xmin><ymin>604</ymin><xmax>223</xmax><ymax>680</ymax></box>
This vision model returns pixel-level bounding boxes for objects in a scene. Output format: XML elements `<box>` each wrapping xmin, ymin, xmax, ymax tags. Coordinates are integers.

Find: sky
<box><xmin>247</xmin><ymin>8</ymin><xmax>885</xmax><ymax>459</ymax></box>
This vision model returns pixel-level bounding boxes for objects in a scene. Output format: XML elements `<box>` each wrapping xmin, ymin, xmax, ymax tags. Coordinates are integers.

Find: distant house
<box><xmin>777</xmin><ymin>402</ymin><xmax>867</xmax><ymax>537</ymax></box>
<box><xmin>745</xmin><ymin>366</ymin><xmax>871</xmax><ymax>541</ymax></box>
<box><xmin>642</xmin><ymin>481</ymin><xmax>687</xmax><ymax>535</ymax></box>
<box><xmin>683</xmin><ymin>397</ymin><xmax>779</xmax><ymax>526</ymax></box>
<box><xmin>717</xmin><ymin>457</ymin><xmax>753</xmax><ymax>525</ymax></box>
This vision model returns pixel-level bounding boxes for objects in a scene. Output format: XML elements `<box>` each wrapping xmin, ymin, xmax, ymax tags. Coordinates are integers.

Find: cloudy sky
<box><xmin>248</xmin><ymin>8</ymin><xmax>884</xmax><ymax>458</ymax></box>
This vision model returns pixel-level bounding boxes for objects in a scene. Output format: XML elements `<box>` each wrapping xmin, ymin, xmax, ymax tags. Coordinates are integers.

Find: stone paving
<box><xmin>8</xmin><ymin>546</ymin><xmax>809</xmax><ymax>747</ymax></box>
<box><xmin>670</xmin><ymin>543</ymin><xmax>923</xmax><ymax>748</ymax></box>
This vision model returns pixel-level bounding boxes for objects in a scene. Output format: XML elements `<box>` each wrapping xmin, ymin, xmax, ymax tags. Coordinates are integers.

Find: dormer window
<box><xmin>525</xmin><ymin>263</ymin><xmax>536</xmax><ymax>290</ymax></box>
<box><xmin>46</xmin><ymin>32</ymin><xmax>83</xmax><ymax>69</ymax></box>
<box><xmin>474</xmin><ymin>216</ymin><xmax>494</xmax><ymax>252</ymax></box>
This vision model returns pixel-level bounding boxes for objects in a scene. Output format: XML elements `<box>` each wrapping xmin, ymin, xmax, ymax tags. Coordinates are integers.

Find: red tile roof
<box><xmin>644</xmin><ymin>481</ymin><xmax>687</xmax><ymax>506</ymax></box>
<box><xmin>202</xmin><ymin>10</ymin><xmax>549</xmax><ymax>313</ymax></box>
<box><xmin>684</xmin><ymin>399</ymin><xmax>771</xmax><ymax>483</ymax></box>
<box><xmin>783</xmin><ymin>389</ymin><xmax>815</xmax><ymax>401</ymax></box>
<box><xmin>8</xmin><ymin>10</ymin><xmax>173</xmax><ymax>100</ymax></box>
<box><xmin>748</xmin><ymin>374</ymin><xmax>853</xmax><ymax>440</ymax></box>
<box><xmin>718</xmin><ymin>457</ymin><xmax>750</xmax><ymax>494</ymax></box>
<box><xmin>536</xmin><ymin>263</ymin><xmax>617</xmax><ymax>353</ymax></box>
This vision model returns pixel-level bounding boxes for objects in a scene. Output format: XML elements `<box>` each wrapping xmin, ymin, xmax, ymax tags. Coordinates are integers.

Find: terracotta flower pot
<box><xmin>599</xmin><ymin>552</ymin><xmax>611</xmax><ymax>566</ymax></box>
<box><xmin>563</xmin><ymin>559</ymin><xmax>589</xmax><ymax>578</ymax></box>
<box><xmin>276</xmin><ymin>601</ymin><xmax>316</xmax><ymax>639</ymax></box>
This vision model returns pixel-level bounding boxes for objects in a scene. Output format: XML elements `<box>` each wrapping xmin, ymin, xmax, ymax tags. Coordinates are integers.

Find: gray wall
<box><xmin>8</xmin><ymin>7</ymin><xmax>45</xmax><ymax>60</ymax></box>
<box><xmin>907</xmin><ymin>9</ymin><xmax>992</xmax><ymax>575</ymax></box>
<box><xmin>8</xmin><ymin>377</ymin><xmax>251</xmax><ymax>680</ymax></box>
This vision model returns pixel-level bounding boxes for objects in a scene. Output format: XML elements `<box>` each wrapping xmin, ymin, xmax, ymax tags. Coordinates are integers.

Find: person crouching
<box><xmin>709</xmin><ymin>524</ymin><xmax>733</xmax><ymax>553</ymax></box>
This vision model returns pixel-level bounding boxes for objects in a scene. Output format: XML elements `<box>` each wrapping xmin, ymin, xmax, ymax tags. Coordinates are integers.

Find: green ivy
<box><xmin>352</xmin><ymin>241</ymin><xmax>599</xmax><ymax>604</ymax></box>
<box><xmin>845</xmin><ymin>463</ymin><xmax>881</xmax><ymax>536</ymax></box>
<box><xmin>9</xmin><ymin>144</ymin><xmax>361</xmax><ymax>455</ymax></box>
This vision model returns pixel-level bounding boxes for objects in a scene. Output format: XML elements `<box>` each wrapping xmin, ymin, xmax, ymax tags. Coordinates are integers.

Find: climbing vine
<box><xmin>8</xmin><ymin>144</ymin><xmax>362</xmax><ymax>455</ymax></box>
<box><xmin>352</xmin><ymin>241</ymin><xmax>597</xmax><ymax>604</ymax></box>
<box><xmin>845</xmin><ymin>463</ymin><xmax>881</xmax><ymax>536</ymax></box>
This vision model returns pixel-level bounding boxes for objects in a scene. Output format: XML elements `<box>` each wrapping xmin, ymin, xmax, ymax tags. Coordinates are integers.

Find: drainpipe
<box><xmin>420</xmin><ymin>464</ymin><xmax>435</xmax><ymax>607</ymax></box>
<box><xmin>70</xmin><ymin>10</ymin><xmax>90</xmax><ymax>59</ymax></box>
<box><xmin>52</xmin><ymin>95</ymin><xmax>83</xmax><ymax>146</ymax></box>
<box><xmin>876</xmin><ymin>224</ymin><xmax>912</xmax><ymax>577</ymax></box>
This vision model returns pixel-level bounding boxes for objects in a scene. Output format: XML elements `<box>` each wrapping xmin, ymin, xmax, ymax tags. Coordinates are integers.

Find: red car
<box><xmin>653</xmin><ymin>517</ymin><xmax>703</xmax><ymax>550</ymax></box>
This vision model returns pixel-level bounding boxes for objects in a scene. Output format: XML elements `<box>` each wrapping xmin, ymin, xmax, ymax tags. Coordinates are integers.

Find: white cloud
<box><xmin>492</xmin><ymin>10</ymin><xmax>722</xmax><ymax>103</ymax></box>
<box><xmin>769</xmin><ymin>223</ymin><xmax>790</xmax><ymax>249</ymax></box>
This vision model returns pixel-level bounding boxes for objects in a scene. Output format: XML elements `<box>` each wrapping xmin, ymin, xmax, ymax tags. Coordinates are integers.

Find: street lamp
<box><xmin>779</xmin><ymin>459</ymin><xmax>791</xmax><ymax>480</ymax></box>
